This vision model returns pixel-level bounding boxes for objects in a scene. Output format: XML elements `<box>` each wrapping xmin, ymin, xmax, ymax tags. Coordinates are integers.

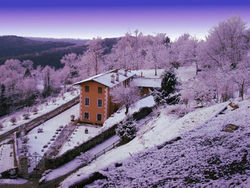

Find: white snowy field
<box><xmin>58</xmin><ymin>125</ymin><xmax>101</xmax><ymax>156</ymax></box>
<box><xmin>0</xmin><ymin>143</ymin><xmax>15</xmax><ymax>174</ymax></box>
<box><xmin>101</xmin><ymin>95</ymin><xmax>155</xmax><ymax>131</ymax></box>
<box><xmin>41</xmin><ymin>96</ymin><xmax>156</xmax><ymax>182</ymax></box>
<box><xmin>85</xmin><ymin>99</ymin><xmax>250</xmax><ymax>187</ymax></box>
<box><xmin>59</xmin><ymin>100</ymin><xmax>228</xmax><ymax>187</ymax></box>
<box><xmin>42</xmin><ymin>135</ymin><xmax>120</xmax><ymax>183</ymax></box>
<box><xmin>26</xmin><ymin>103</ymin><xmax>79</xmax><ymax>172</ymax></box>
<box><xmin>132</xmin><ymin>69</ymin><xmax>165</xmax><ymax>79</ymax></box>
<box><xmin>0</xmin><ymin>90</ymin><xmax>79</xmax><ymax>135</ymax></box>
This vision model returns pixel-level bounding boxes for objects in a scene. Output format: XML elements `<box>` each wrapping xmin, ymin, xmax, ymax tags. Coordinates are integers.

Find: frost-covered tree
<box><xmin>170</xmin><ymin>34</ymin><xmax>198</xmax><ymax>69</ymax></box>
<box><xmin>85</xmin><ymin>37</ymin><xmax>104</xmax><ymax>75</ymax></box>
<box><xmin>60</xmin><ymin>53</ymin><xmax>81</xmax><ymax>82</ymax></box>
<box><xmin>116</xmin><ymin>117</ymin><xmax>137</xmax><ymax>143</ymax></box>
<box><xmin>110</xmin><ymin>85</ymin><xmax>140</xmax><ymax>115</ymax></box>
<box><xmin>200</xmin><ymin>16</ymin><xmax>249</xmax><ymax>71</ymax></box>
<box><xmin>145</xmin><ymin>33</ymin><xmax>169</xmax><ymax>75</ymax></box>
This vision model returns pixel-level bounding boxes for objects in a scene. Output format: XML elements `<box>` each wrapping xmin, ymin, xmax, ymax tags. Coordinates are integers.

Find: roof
<box><xmin>131</xmin><ymin>77</ymin><xmax>161</xmax><ymax>88</ymax></box>
<box><xmin>132</xmin><ymin>69</ymin><xmax>165</xmax><ymax>79</ymax></box>
<box><xmin>74</xmin><ymin>69</ymin><xmax>135</xmax><ymax>88</ymax></box>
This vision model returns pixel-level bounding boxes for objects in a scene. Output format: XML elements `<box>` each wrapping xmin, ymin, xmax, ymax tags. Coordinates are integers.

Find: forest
<box><xmin>0</xmin><ymin>16</ymin><xmax>249</xmax><ymax>117</ymax></box>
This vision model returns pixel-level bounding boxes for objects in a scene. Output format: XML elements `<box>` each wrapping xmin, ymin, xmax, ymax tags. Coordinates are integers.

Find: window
<box><xmin>85</xmin><ymin>98</ymin><xmax>90</xmax><ymax>106</ymax></box>
<box><xmin>97</xmin><ymin>99</ymin><xmax>102</xmax><ymax>107</ymax></box>
<box><xmin>85</xmin><ymin>86</ymin><xmax>89</xmax><ymax>92</ymax></box>
<box><xmin>84</xmin><ymin>112</ymin><xmax>89</xmax><ymax>120</ymax></box>
<box><xmin>97</xmin><ymin>114</ymin><xmax>102</xmax><ymax>121</ymax></box>
<box><xmin>98</xmin><ymin>87</ymin><xmax>102</xmax><ymax>94</ymax></box>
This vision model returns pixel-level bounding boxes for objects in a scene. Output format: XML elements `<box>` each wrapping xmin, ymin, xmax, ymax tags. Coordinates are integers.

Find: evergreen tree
<box><xmin>116</xmin><ymin>117</ymin><xmax>137</xmax><ymax>143</ymax></box>
<box><xmin>153</xmin><ymin>70</ymin><xmax>180</xmax><ymax>105</ymax></box>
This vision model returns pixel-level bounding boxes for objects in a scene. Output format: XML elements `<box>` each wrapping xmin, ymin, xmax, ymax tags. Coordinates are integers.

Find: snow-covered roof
<box><xmin>74</xmin><ymin>69</ymin><xmax>135</xmax><ymax>88</ymax></box>
<box><xmin>132</xmin><ymin>69</ymin><xmax>165</xmax><ymax>79</ymax></box>
<box><xmin>131</xmin><ymin>77</ymin><xmax>161</xmax><ymax>88</ymax></box>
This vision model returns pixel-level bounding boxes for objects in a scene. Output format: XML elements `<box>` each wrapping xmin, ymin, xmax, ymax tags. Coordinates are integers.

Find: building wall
<box><xmin>80</xmin><ymin>81</ymin><xmax>107</xmax><ymax>125</ymax></box>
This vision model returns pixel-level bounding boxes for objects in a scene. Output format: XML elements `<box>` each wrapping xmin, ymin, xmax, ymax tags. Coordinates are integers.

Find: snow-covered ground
<box><xmin>85</xmin><ymin>99</ymin><xmax>250</xmax><ymax>187</ymax></box>
<box><xmin>132</xmin><ymin>69</ymin><xmax>165</xmax><ymax>79</ymax></box>
<box><xmin>102</xmin><ymin>95</ymin><xmax>155</xmax><ymax>131</ymax></box>
<box><xmin>42</xmin><ymin>135</ymin><xmax>120</xmax><ymax>183</ymax></box>
<box><xmin>41</xmin><ymin>96</ymin><xmax>156</xmax><ymax>182</ymax></box>
<box><xmin>0</xmin><ymin>89</ymin><xmax>79</xmax><ymax>136</ymax></box>
<box><xmin>0</xmin><ymin>144</ymin><xmax>15</xmax><ymax>174</ymax></box>
<box><xmin>175</xmin><ymin>64</ymin><xmax>196</xmax><ymax>83</ymax></box>
<box><xmin>58</xmin><ymin>125</ymin><xmax>101</xmax><ymax>156</ymax></box>
<box><xmin>26</xmin><ymin>103</ymin><xmax>79</xmax><ymax>172</ymax></box>
<box><xmin>59</xmin><ymin>100</ymin><xmax>228</xmax><ymax>187</ymax></box>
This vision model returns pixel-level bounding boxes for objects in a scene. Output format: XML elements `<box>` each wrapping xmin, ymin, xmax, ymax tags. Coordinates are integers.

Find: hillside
<box><xmin>0</xmin><ymin>36</ymin><xmax>118</xmax><ymax>69</ymax></box>
<box><xmin>59</xmin><ymin>98</ymin><xmax>250</xmax><ymax>187</ymax></box>
<box><xmin>0</xmin><ymin>35</ymin><xmax>74</xmax><ymax>58</ymax></box>
<box><xmin>84</xmin><ymin>99</ymin><xmax>250</xmax><ymax>187</ymax></box>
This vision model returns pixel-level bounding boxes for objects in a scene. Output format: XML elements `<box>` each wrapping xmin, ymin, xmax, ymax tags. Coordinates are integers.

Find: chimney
<box><xmin>124</xmin><ymin>69</ymin><xmax>128</xmax><ymax>77</ymax></box>
<box><xmin>116</xmin><ymin>72</ymin><xmax>119</xmax><ymax>82</ymax></box>
<box><xmin>111</xmin><ymin>74</ymin><xmax>115</xmax><ymax>83</ymax></box>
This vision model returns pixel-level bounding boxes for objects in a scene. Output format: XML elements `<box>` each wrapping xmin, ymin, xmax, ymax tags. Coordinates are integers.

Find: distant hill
<box><xmin>0</xmin><ymin>35</ymin><xmax>118</xmax><ymax>69</ymax></box>
<box><xmin>0</xmin><ymin>35</ymin><xmax>74</xmax><ymax>57</ymax></box>
<box><xmin>27</xmin><ymin>37</ymin><xmax>89</xmax><ymax>45</ymax></box>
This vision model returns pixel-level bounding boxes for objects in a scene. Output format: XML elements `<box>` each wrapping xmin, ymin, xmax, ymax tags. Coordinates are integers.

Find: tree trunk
<box><xmin>125</xmin><ymin>105</ymin><xmax>129</xmax><ymax>115</ymax></box>
<box><xmin>239</xmin><ymin>82</ymin><xmax>244</xmax><ymax>100</ymax></box>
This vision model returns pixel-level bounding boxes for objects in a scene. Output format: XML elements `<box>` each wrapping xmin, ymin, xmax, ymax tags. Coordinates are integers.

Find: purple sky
<box><xmin>0</xmin><ymin>0</ymin><xmax>249</xmax><ymax>40</ymax></box>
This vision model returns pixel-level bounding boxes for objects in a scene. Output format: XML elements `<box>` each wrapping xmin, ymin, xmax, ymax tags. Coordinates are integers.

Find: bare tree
<box><xmin>110</xmin><ymin>85</ymin><xmax>140</xmax><ymax>115</ymax></box>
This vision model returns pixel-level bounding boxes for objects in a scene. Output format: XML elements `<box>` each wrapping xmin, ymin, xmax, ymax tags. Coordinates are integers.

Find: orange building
<box><xmin>74</xmin><ymin>69</ymin><xmax>135</xmax><ymax>125</ymax></box>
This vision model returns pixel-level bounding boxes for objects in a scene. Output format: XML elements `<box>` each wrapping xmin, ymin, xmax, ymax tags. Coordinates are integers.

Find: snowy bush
<box><xmin>116</xmin><ymin>117</ymin><xmax>137</xmax><ymax>143</ymax></box>
<box><xmin>10</xmin><ymin>116</ymin><xmax>17</xmax><ymax>125</ymax></box>
<box><xmin>22</xmin><ymin>136</ymin><xmax>29</xmax><ymax>144</ymax></box>
<box><xmin>23</xmin><ymin>113</ymin><xmax>30</xmax><ymax>120</ymax></box>
<box><xmin>37</xmin><ymin>128</ymin><xmax>43</xmax><ymax>133</ymax></box>
<box><xmin>167</xmin><ymin>104</ymin><xmax>193</xmax><ymax>117</ymax></box>
<box><xmin>78</xmin><ymin>152</ymin><xmax>93</xmax><ymax>164</ymax></box>
<box><xmin>71</xmin><ymin>115</ymin><xmax>75</xmax><ymax>121</ymax></box>
<box><xmin>32</xmin><ymin>107</ymin><xmax>38</xmax><ymax>114</ymax></box>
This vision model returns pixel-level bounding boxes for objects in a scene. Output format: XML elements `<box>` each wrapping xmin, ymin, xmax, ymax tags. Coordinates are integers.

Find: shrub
<box><xmin>116</xmin><ymin>117</ymin><xmax>137</xmax><ymax>143</ymax></box>
<box><xmin>32</xmin><ymin>107</ymin><xmax>38</xmax><ymax>115</ymax></box>
<box><xmin>0</xmin><ymin>122</ymin><xmax>3</xmax><ymax>130</ymax></box>
<box><xmin>71</xmin><ymin>115</ymin><xmax>75</xmax><ymax>121</ymax></box>
<box><xmin>10</xmin><ymin>116</ymin><xmax>17</xmax><ymax>125</ymax></box>
<box><xmin>23</xmin><ymin>113</ymin><xmax>30</xmax><ymax>120</ymax></box>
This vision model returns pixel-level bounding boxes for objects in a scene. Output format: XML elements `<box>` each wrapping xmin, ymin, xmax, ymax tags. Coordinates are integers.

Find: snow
<box><xmin>74</xmin><ymin>69</ymin><xmax>135</xmax><ymax>88</ymax></box>
<box><xmin>131</xmin><ymin>77</ymin><xmax>161</xmax><ymax>88</ymax></box>
<box><xmin>58</xmin><ymin>125</ymin><xmax>101</xmax><ymax>156</ymax></box>
<box><xmin>84</xmin><ymin>99</ymin><xmax>250</xmax><ymax>187</ymax></box>
<box><xmin>176</xmin><ymin>64</ymin><xmax>196</xmax><ymax>83</ymax></box>
<box><xmin>101</xmin><ymin>95</ymin><xmax>155</xmax><ymax>131</ymax></box>
<box><xmin>43</xmin><ymin>135</ymin><xmax>120</xmax><ymax>182</ymax></box>
<box><xmin>0</xmin><ymin>89</ymin><xmax>79</xmax><ymax>136</ymax></box>
<box><xmin>132</xmin><ymin>69</ymin><xmax>165</xmax><ymax>79</ymax></box>
<box><xmin>0</xmin><ymin>144</ymin><xmax>15</xmax><ymax>174</ymax></box>
<box><xmin>57</xmin><ymin>95</ymin><xmax>155</xmax><ymax>156</ymax></box>
<box><xmin>0</xmin><ymin>178</ymin><xmax>28</xmax><ymax>185</ymax></box>
<box><xmin>59</xmin><ymin>101</ymin><xmax>228</xmax><ymax>187</ymax></box>
<box><xmin>26</xmin><ymin>103</ymin><xmax>79</xmax><ymax>172</ymax></box>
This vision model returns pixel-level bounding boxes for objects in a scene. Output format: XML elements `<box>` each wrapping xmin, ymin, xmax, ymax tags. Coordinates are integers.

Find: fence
<box><xmin>92</xmin><ymin>138</ymin><xmax>121</xmax><ymax>160</ymax></box>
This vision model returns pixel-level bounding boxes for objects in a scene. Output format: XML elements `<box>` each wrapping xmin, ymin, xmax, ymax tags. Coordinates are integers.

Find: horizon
<box><xmin>0</xmin><ymin>0</ymin><xmax>250</xmax><ymax>41</ymax></box>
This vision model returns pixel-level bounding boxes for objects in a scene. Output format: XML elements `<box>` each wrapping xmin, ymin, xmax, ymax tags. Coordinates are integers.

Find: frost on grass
<box><xmin>88</xmin><ymin>100</ymin><xmax>250</xmax><ymax>187</ymax></box>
